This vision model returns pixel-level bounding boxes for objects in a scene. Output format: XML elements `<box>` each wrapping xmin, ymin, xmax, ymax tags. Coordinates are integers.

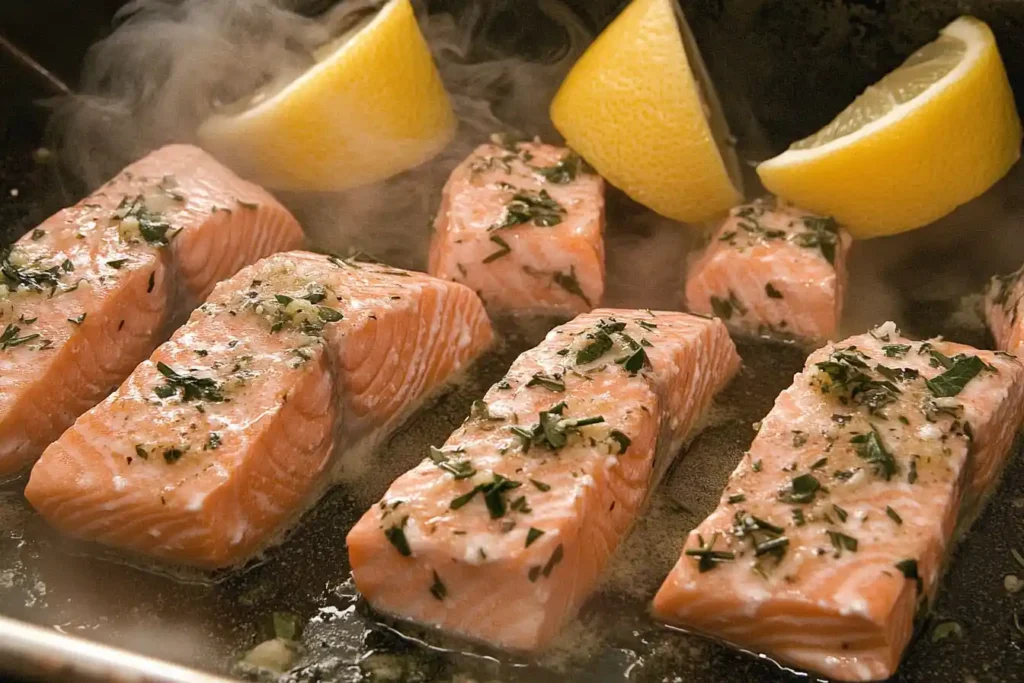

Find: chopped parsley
<box><xmin>883</xmin><ymin>344</ymin><xmax>911</xmax><ymax>358</ymax></box>
<box><xmin>154</xmin><ymin>362</ymin><xmax>225</xmax><ymax>403</ymax></box>
<box><xmin>384</xmin><ymin>517</ymin><xmax>412</xmax><ymax>556</ymax></box>
<box><xmin>793</xmin><ymin>216</ymin><xmax>840</xmax><ymax>265</ymax></box>
<box><xmin>429</xmin><ymin>446</ymin><xmax>476</xmax><ymax>480</ymax></box>
<box><xmin>450</xmin><ymin>473</ymin><xmax>522</xmax><ymax>519</ymax></box>
<box><xmin>685</xmin><ymin>532</ymin><xmax>735</xmax><ymax>572</ymax></box>
<box><xmin>163</xmin><ymin>447</ymin><xmax>184</xmax><ymax>464</ymax></box>
<box><xmin>827</xmin><ymin>530</ymin><xmax>858</xmax><ymax>555</ymax></box>
<box><xmin>0</xmin><ymin>324</ymin><xmax>40</xmax><ymax>350</ymax></box>
<box><xmin>491</xmin><ymin>189</ymin><xmax>565</xmax><ymax>230</ymax></box>
<box><xmin>779</xmin><ymin>473</ymin><xmax>821</xmax><ymax>504</ymax></box>
<box><xmin>526</xmin><ymin>372</ymin><xmax>565</xmax><ymax>392</ymax></box>
<box><xmin>552</xmin><ymin>267</ymin><xmax>591</xmax><ymax>307</ymax></box>
<box><xmin>851</xmin><ymin>428</ymin><xmax>898</xmax><ymax>480</ymax></box>
<box><xmin>525</xmin><ymin>527</ymin><xmax>545</xmax><ymax>547</ymax></box>
<box><xmin>608</xmin><ymin>430</ymin><xmax>631</xmax><ymax>454</ymax></box>
<box><xmin>429</xmin><ymin>571</ymin><xmax>447</xmax><ymax>600</ymax></box>
<box><xmin>765</xmin><ymin>282</ymin><xmax>784</xmax><ymax>299</ymax></box>
<box><xmin>509</xmin><ymin>401</ymin><xmax>604</xmax><ymax>452</ymax></box>
<box><xmin>886</xmin><ymin>505</ymin><xmax>903</xmax><ymax>525</ymax></box>
<box><xmin>533</xmin><ymin>152</ymin><xmax>588</xmax><ymax>184</ymax></box>
<box><xmin>530</xmin><ymin>479</ymin><xmax>551</xmax><ymax>492</ymax></box>
<box><xmin>482</xmin><ymin>234</ymin><xmax>511</xmax><ymax>263</ymax></box>
<box><xmin>925</xmin><ymin>354</ymin><xmax>986</xmax><ymax>397</ymax></box>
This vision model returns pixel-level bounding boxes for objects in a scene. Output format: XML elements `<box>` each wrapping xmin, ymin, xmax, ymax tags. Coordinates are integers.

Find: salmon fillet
<box><xmin>0</xmin><ymin>144</ymin><xmax>304</xmax><ymax>478</ymax></box>
<box><xmin>347</xmin><ymin>309</ymin><xmax>739</xmax><ymax>650</ymax></box>
<box><xmin>652</xmin><ymin>322</ymin><xmax>1024</xmax><ymax>681</ymax></box>
<box><xmin>984</xmin><ymin>264</ymin><xmax>1024</xmax><ymax>354</ymax></box>
<box><xmin>24</xmin><ymin>251</ymin><xmax>493</xmax><ymax>569</ymax></box>
<box><xmin>684</xmin><ymin>197</ymin><xmax>852</xmax><ymax>342</ymax></box>
<box><xmin>428</xmin><ymin>138</ymin><xmax>605</xmax><ymax>315</ymax></box>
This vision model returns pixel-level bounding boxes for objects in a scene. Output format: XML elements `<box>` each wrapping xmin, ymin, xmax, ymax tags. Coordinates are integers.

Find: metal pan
<box><xmin>1</xmin><ymin>1</ymin><xmax>1023</xmax><ymax>681</ymax></box>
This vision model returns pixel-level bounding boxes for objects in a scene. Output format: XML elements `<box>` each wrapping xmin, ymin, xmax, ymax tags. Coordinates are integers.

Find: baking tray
<box><xmin>2</xmin><ymin>1</ymin><xmax>1024</xmax><ymax>681</ymax></box>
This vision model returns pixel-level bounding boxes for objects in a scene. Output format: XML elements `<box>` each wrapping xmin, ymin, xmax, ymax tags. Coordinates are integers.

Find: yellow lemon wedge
<box><xmin>758</xmin><ymin>16</ymin><xmax>1022</xmax><ymax>239</ymax></box>
<box><xmin>549</xmin><ymin>0</ymin><xmax>742</xmax><ymax>224</ymax></box>
<box><xmin>197</xmin><ymin>0</ymin><xmax>456</xmax><ymax>192</ymax></box>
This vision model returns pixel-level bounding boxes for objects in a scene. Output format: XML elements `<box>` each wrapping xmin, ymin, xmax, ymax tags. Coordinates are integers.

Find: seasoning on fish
<box><xmin>24</xmin><ymin>251</ymin><xmax>493</xmax><ymax>569</ymax></box>
<box><xmin>984</xmin><ymin>263</ymin><xmax>1024</xmax><ymax>354</ymax></box>
<box><xmin>684</xmin><ymin>197</ymin><xmax>852</xmax><ymax>342</ymax></box>
<box><xmin>347</xmin><ymin>309</ymin><xmax>739</xmax><ymax>650</ymax></box>
<box><xmin>0</xmin><ymin>145</ymin><xmax>305</xmax><ymax>478</ymax></box>
<box><xmin>428</xmin><ymin>137</ymin><xmax>605</xmax><ymax>315</ymax></box>
<box><xmin>652</xmin><ymin>322</ymin><xmax>1024</xmax><ymax>682</ymax></box>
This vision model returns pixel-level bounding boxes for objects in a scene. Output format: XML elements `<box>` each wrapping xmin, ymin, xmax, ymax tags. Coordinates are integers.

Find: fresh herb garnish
<box><xmin>925</xmin><ymin>354</ymin><xmax>986</xmax><ymax>397</ymax></box>
<box><xmin>533</xmin><ymin>152</ymin><xmax>588</xmax><ymax>184</ymax></box>
<box><xmin>384</xmin><ymin>517</ymin><xmax>411</xmax><ymax>556</ymax></box>
<box><xmin>895</xmin><ymin>558</ymin><xmax>921</xmax><ymax>593</ymax></box>
<box><xmin>886</xmin><ymin>506</ymin><xmax>903</xmax><ymax>525</ymax></box>
<box><xmin>511</xmin><ymin>401</ymin><xmax>604</xmax><ymax>452</ymax></box>
<box><xmin>793</xmin><ymin>215</ymin><xmax>840</xmax><ymax>265</ymax></box>
<box><xmin>526</xmin><ymin>372</ymin><xmax>565</xmax><ymax>392</ymax></box>
<box><xmin>429</xmin><ymin>570</ymin><xmax>447</xmax><ymax>600</ymax></box>
<box><xmin>728</xmin><ymin>494</ymin><xmax>747</xmax><ymax>504</ymax></box>
<box><xmin>450</xmin><ymin>473</ymin><xmax>522</xmax><ymax>519</ymax></box>
<box><xmin>765</xmin><ymin>283</ymin><xmax>784</xmax><ymax>299</ymax></box>
<box><xmin>106</xmin><ymin>259</ymin><xmax>129</xmax><ymax>270</ymax></box>
<box><xmin>526</xmin><ymin>527</ymin><xmax>545</xmax><ymax>548</ymax></box>
<box><xmin>530</xmin><ymin>479</ymin><xmax>551</xmax><ymax>492</ymax></box>
<box><xmin>542</xmin><ymin>544</ymin><xmax>564</xmax><ymax>577</ymax></box>
<box><xmin>154</xmin><ymin>362</ymin><xmax>224</xmax><ymax>403</ymax></box>
<box><xmin>0</xmin><ymin>324</ymin><xmax>40</xmax><ymax>350</ymax></box>
<box><xmin>827</xmin><ymin>530</ymin><xmax>859</xmax><ymax>555</ymax></box>
<box><xmin>482</xmin><ymin>234</ymin><xmax>511</xmax><ymax>263</ymax></box>
<box><xmin>780</xmin><ymin>473</ymin><xmax>821</xmax><ymax>504</ymax></box>
<box><xmin>833</xmin><ymin>504</ymin><xmax>848</xmax><ymax>523</ymax></box>
<box><xmin>851</xmin><ymin>428</ymin><xmax>898</xmax><ymax>480</ymax></box>
<box><xmin>685</xmin><ymin>533</ymin><xmax>736</xmax><ymax>572</ymax></box>
<box><xmin>429</xmin><ymin>446</ymin><xmax>476</xmax><ymax>480</ymax></box>
<box><xmin>608</xmin><ymin>430</ymin><xmax>631</xmax><ymax>454</ymax></box>
<box><xmin>491</xmin><ymin>189</ymin><xmax>566</xmax><ymax>230</ymax></box>
<box><xmin>552</xmin><ymin>267</ymin><xmax>591</xmax><ymax>307</ymax></box>
<box><xmin>883</xmin><ymin>344</ymin><xmax>911</xmax><ymax>358</ymax></box>
<box><xmin>163</xmin><ymin>447</ymin><xmax>184</xmax><ymax>464</ymax></box>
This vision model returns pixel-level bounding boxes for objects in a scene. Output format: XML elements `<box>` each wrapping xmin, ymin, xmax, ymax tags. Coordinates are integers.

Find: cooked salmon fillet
<box><xmin>984</xmin><ymin>264</ymin><xmax>1024</xmax><ymax>354</ymax></box>
<box><xmin>24</xmin><ymin>251</ymin><xmax>493</xmax><ymax>568</ymax></box>
<box><xmin>0</xmin><ymin>144</ymin><xmax>304</xmax><ymax>478</ymax></box>
<box><xmin>428</xmin><ymin>138</ymin><xmax>605</xmax><ymax>315</ymax></box>
<box><xmin>684</xmin><ymin>197</ymin><xmax>852</xmax><ymax>342</ymax></box>
<box><xmin>652</xmin><ymin>322</ymin><xmax>1024</xmax><ymax>681</ymax></box>
<box><xmin>347</xmin><ymin>309</ymin><xmax>739</xmax><ymax>650</ymax></box>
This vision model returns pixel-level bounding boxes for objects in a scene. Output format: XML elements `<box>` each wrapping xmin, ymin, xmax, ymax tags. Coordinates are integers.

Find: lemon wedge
<box><xmin>197</xmin><ymin>0</ymin><xmax>455</xmax><ymax>192</ymax></box>
<box><xmin>549</xmin><ymin>0</ymin><xmax>742</xmax><ymax>224</ymax></box>
<box><xmin>758</xmin><ymin>16</ymin><xmax>1021</xmax><ymax>239</ymax></box>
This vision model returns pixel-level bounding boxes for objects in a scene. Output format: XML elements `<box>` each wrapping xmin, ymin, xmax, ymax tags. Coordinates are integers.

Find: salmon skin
<box><xmin>985</xmin><ymin>264</ymin><xmax>1024</xmax><ymax>354</ymax></box>
<box><xmin>347</xmin><ymin>309</ymin><xmax>739</xmax><ymax>651</ymax></box>
<box><xmin>685</xmin><ymin>197</ymin><xmax>852</xmax><ymax>343</ymax></box>
<box><xmin>653</xmin><ymin>322</ymin><xmax>1024</xmax><ymax>681</ymax></box>
<box><xmin>24</xmin><ymin>251</ymin><xmax>493</xmax><ymax>569</ymax></box>
<box><xmin>428</xmin><ymin>137</ymin><xmax>605</xmax><ymax>316</ymax></box>
<box><xmin>0</xmin><ymin>144</ymin><xmax>304</xmax><ymax>478</ymax></box>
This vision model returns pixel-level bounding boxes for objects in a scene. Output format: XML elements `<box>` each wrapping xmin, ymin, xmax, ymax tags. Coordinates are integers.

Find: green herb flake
<box><xmin>429</xmin><ymin>570</ymin><xmax>447</xmax><ymax>600</ymax></box>
<box><xmin>67</xmin><ymin>313</ymin><xmax>87</xmax><ymax>325</ymax></box>
<box><xmin>31</xmin><ymin>229</ymin><xmax>45</xmax><ymax>241</ymax></box>
<box><xmin>163</xmin><ymin>447</ymin><xmax>184</xmax><ymax>464</ymax></box>
<box><xmin>384</xmin><ymin>517</ymin><xmax>412</xmax><ymax>556</ymax></box>
<box><xmin>827</xmin><ymin>530</ymin><xmax>858</xmax><ymax>555</ymax></box>
<box><xmin>154</xmin><ymin>362</ymin><xmax>225</xmax><ymax>403</ymax></box>
<box><xmin>833</xmin><ymin>504</ymin><xmax>848</xmax><ymax>523</ymax></box>
<box><xmin>926</xmin><ymin>354</ymin><xmax>986</xmax><ymax>397</ymax></box>
<box><xmin>106</xmin><ymin>259</ymin><xmax>129</xmax><ymax>270</ymax></box>
<box><xmin>530</xmin><ymin>479</ymin><xmax>551</xmax><ymax>492</ymax></box>
<box><xmin>851</xmin><ymin>428</ymin><xmax>898</xmax><ymax>480</ymax></box>
<box><xmin>685</xmin><ymin>532</ymin><xmax>736</xmax><ymax>572</ymax></box>
<box><xmin>608</xmin><ymin>429</ymin><xmax>631</xmax><ymax>455</ymax></box>
<box><xmin>728</xmin><ymin>493</ymin><xmax>747</xmax><ymax>504</ymax></box>
<box><xmin>542</xmin><ymin>543</ymin><xmax>565</xmax><ymax>577</ymax></box>
<box><xmin>886</xmin><ymin>505</ymin><xmax>903</xmax><ymax>525</ymax></box>
<box><xmin>491</xmin><ymin>189</ymin><xmax>566</xmax><ymax>230</ymax></box>
<box><xmin>883</xmin><ymin>344</ymin><xmax>911</xmax><ymax>358</ymax></box>
<box><xmin>0</xmin><ymin>324</ymin><xmax>40</xmax><ymax>350</ymax></box>
<box><xmin>780</xmin><ymin>473</ymin><xmax>821</xmax><ymax>504</ymax></box>
<box><xmin>482</xmin><ymin>234</ymin><xmax>512</xmax><ymax>263</ymax></box>
<box><xmin>525</xmin><ymin>527</ymin><xmax>545</xmax><ymax>548</ymax></box>
<box><xmin>533</xmin><ymin>152</ymin><xmax>588</xmax><ymax>184</ymax></box>
<box><xmin>553</xmin><ymin>267</ymin><xmax>592</xmax><ymax>307</ymax></box>
<box><xmin>765</xmin><ymin>283</ymin><xmax>784</xmax><ymax>299</ymax></box>
<box><xmin>526</xmin><ymin>372</ymin><xmax>565</xmax><ymax>392</ymax></box>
